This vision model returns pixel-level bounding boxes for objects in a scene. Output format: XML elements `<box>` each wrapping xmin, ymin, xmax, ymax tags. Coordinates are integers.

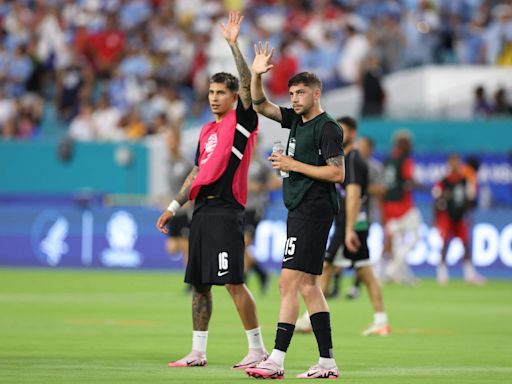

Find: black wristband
<box><xmin>253</xmin><ymin>96</ymin><xmax>267</xmax><ymax>105</ymax></box>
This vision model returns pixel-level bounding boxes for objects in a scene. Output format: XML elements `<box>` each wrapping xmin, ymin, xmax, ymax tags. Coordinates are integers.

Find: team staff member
<box><xmin>381</xmin><ymin>131</ymin><xmax>422</xmax><ymax>284</ymax></box>
<box><xmin>245</xmin><ymin>42</ymin><xmax>344</xmax><ymax>380</ymax></box>
<box><xmin>165</xmin><ymin>127</ymin><xmax>193</xmax><ymax>274</ymax></box>
<box><xmin>156</xmin><ymin>12</ymin><xmax>267</xmax><ymax>370</ymax></box>
<box><xmin>297</xmin><ymin>118</ymin><xmax>390</xmax><ymax>336</ymax></box>
<box><xmin>329</xmin><ymin>117</ymin><xmax>390</xmax><ymax>336</ymax></box>
<box><xmin>244</xmin><ymin>140</ymin><xmax>275</xmax><ymax>293</ymax></box>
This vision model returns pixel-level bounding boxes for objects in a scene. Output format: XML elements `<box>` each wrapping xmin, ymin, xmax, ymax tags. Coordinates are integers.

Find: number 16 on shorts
<box><xmin>283</xmin><ymin>237</ymin><xmax>296</xmax><ymax>262</ymax></box>
<box><xmin>218</xmin><ymin>252</ymin><xmax>229</xmax><ymax>277</ymax></box>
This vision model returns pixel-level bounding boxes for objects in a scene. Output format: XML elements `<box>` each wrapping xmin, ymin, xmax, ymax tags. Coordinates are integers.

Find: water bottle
<box><xmin>272</xmin><ymin>140</ymin><xmax>289</xmax><ymax>178</ymax></box>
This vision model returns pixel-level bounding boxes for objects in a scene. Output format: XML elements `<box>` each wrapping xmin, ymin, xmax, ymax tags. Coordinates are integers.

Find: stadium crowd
<box><xmin>0</xmin><ymin>0</ymin><xmax>511</xmax><ymax>140</ymax></box>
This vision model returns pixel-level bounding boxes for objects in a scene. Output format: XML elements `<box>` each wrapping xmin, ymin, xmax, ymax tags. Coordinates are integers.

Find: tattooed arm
<box><xmin>175</xmin><ymin>166</ymin><xmax>199</xmax><ymax>206</ymax></box>
<box><xmin>221</xmin><ymin>12</ymin><xmax>252</xmax><ymax>109</ymax></box>
<box><xmin>155</xmin><ymin>166</ymin><xmax>199</xmax><ymax>234</ymax></box>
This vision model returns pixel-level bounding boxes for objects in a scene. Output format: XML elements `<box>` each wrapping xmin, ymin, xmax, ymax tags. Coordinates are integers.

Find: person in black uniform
<box><xmin>296</xmin><ymin>118</ymin><xmax>390</xmax><ymax>336</ymax></box>
<box><xmin>244</xmin><ymin>138</ymin><xmax>274</xmax><ymax>293</ymax></box>
<box><xmin>245</xmin><ymin>42</ymin><xmax>344</xmax><ymax>380</ymax></box>
<box><xmin>156</xmin><ymin>12</ymin><xmax>267</xmax><ymax>370</ymax></box>
<box><xmin>327</xmin><ymin>117</ymin><xmax>390</xmax><ymax>336</ymax></box>
<box><xmin>165</xmin><ymin>127</ymin><xmax>193</xmax><ymax>273</ymax></box>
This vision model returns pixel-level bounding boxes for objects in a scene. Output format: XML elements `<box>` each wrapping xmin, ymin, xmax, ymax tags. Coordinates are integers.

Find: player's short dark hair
<box><xmin>337</xmin><ymin>116</ymin><xmax>357</xmax><ymax>130</ymax></box>
<box><xmin>210</xmin><ymin>72</ymin><xmax>239</xmax><ymax>92</ymax></box>
<box><xmin>288</xmin><ymin>72</ymin><xmax>322</xmax><ymax>91</ymax></box>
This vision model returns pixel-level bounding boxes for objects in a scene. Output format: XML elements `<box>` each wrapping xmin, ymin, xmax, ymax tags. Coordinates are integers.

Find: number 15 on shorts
<box><xmin>284</xmin><ymin>237</ymin><xmax>296</xmax><ymax>262</ymax></box>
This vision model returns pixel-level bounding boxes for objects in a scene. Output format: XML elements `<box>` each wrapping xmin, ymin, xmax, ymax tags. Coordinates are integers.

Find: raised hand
<box><xmin>252</xmin><ymin>41</ymin><xmax>275</xmax><ymax>75</ymax></box>
<box><xmin>220</xmin><ymin>11</ymin><xmax>244</xmax><ymax>45</ymax></box>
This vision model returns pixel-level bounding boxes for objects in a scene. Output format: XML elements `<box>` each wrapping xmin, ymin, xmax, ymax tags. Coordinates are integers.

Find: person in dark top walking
<box><xmin>164</xmin><ymin>127</ymin><xmax>193</xmax><ymax>280</ymax></box>
<box><xmin>329</xmin><ymin>117</ymin><xmax>390</xmax><ymax>336</ymax></box>
<box><xmin>296</xmin><ymin>118</ymin><xmax>390</xmax><ymax>337</ymax></box>
<box><xmin>245</xmin><ymin>42</ymin><xmax>345</xmax><ymax>380</ymax></box>
<box><xmin>155</xmin><ymin>12</ymin><xmax>267</xmax><ymax>370</ymax></box>
<box><xmin>433</xmin><ymin>154</ymin><xmax>486</xmax><ymax>286</ymax></box>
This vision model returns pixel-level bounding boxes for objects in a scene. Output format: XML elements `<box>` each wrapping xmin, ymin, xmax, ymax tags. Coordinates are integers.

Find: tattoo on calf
<box><xmin>192</xmin><ymin>289</ymin><xmax>212</xmax><ymax>331</ymax></box>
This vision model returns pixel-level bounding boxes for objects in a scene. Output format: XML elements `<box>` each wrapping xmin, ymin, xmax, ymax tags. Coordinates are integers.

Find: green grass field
<box><xmin>1</xmin><ymin>268</ymin><xmax>511</xmax><ymax>383</ymax></box>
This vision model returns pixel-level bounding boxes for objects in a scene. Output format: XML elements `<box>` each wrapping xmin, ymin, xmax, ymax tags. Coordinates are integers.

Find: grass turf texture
<box><xmin>0</xmin><ymin>268</ymin><xmax>511</xmax><ymax>383</ymax></box>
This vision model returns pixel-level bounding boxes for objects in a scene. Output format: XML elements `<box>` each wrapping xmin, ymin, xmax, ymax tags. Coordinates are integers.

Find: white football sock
<box><xmin>269</xmin><ymin>349</ymin><xmax>286</xmax><ymax>367</ymax></box>
<box><xmin>374</xmin><ymin>312</ymin><xmax>388</xmax><ymax>325</ymax></box>
<box><xmin>318</xmin><ymin>357</ymin><xmax>337</xmax><ymax>369</ymax></box>
<box><xmin>192</xmin><ymin>330</ymin><xmax>208</xmax><ymax>353</ymax></box>
<box><xmin>246</xmin><ymin>327</ymin><xmax>265</xmax><ymax>350</ymax></box>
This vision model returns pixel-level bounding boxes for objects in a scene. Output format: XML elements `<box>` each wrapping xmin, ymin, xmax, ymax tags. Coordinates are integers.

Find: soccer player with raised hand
<box><xmin>156</xmin><ymin>11</ymin><xmax>267</xmax><ymax>370</ymax></box>
<box><xmin>245</xmin><ymin>42</ymin><xmax>344</xmax><ymax>379</ymax></box>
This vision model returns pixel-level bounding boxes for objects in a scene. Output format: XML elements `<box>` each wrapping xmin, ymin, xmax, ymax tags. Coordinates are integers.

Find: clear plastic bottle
<box><xmin>272</xmin><ymin>140</ymin><xmax>289</xmax><ymax>178</ymax></box>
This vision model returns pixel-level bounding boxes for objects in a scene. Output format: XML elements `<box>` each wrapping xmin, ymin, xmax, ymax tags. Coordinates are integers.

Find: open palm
<box><xmin>220</xmin><ymin>11</ymin><xmax>243</xmax><ymax>44</ymax></box>
<box><xmin>252</xmin><ymin>41</ymin><xmax>275</xmax><ymax>75</ymax></box>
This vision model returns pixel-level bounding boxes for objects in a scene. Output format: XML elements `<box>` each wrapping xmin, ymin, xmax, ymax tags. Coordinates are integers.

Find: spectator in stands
<box><xmin>163</xmin><ymin>87</ymin><xmax>187</xmax><ymax>128</ymax></box>
<box><xmin>87</xmin><ymin>13</ymin><xmax>125</xmax><ymax>77</ymax></box>
<box><xmin>92</xmin><ymin>93</ymin><xmax>124</xmax><ymax>141</ymax></box>
<box><xmin>55</xmin><ymin>48</ymin><xmax>93</xmax><ymax>122</ymax></box>
<box><xmin>0</xmin><ymin>0</ymin><xmax>510</xmax><ymax>140</ymax></box>
<box><xmin>369</xmin><ymin>14</ymin><xmax>405</xmax><ymax>74</ymax></box>
<box><xmin>69</xmin><ymin>101</ymin><xmax>96</xmax><ymax>142</ymax></box>
<box><xmin>473</xmin><ymin>85</ymin><xmax>492</xmax><ymax>118</ymax></box>
<box><xmin>484</xmin><ymin>4</ymin><xmax>512</xmax><ymax>65</ymax></box>
<box><xmin>6</xmin><ymin>45</ymin><xmax>33</xmax><ymax>98</ymax></box>
<box><xmin>267</xmin><ymin>39</ymin><xmax>299</xmax><ymax>98</ymax></box>
<box><xmin>456</xmin><ymin>14</ymin><xmax>487</xmax><ymax>64</ymax></box>
<box><xmin>337</xmin><ymin>21</ymin><xmax>370</xmax><ymax>85</ymax></box>
<box><xmin>118</xmin><ymin>45</ymin><xmax>152</xmax><ymax>80</ymax></box>
<box><xmin>492</xmin><ymin>88</ymin><xmax>512</xmax><ymax>116</ymax></box>
<box><xmin>120</xmin><ymin>107</ymin><xmax>147</xmax><ymax>140</ymax></box>
<box><xmin>360</xmin><ymin>53</ymin><xmax>386</xmax><ymax>117</ymax></box>
<box><xmin>3</xmin><ymin>2</ymin><xmax>33</xmax><ymax>50</ymax></box>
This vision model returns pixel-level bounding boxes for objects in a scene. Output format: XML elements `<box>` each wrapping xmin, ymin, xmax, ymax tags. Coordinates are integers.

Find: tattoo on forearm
<box><xmin>230</xmin><ymin>44</ymin><xmax>251</xmax><ymax>107</ymax></box>
<box><xmin>176</xmin><ymin>167</ymin><xmax>198</xmax><ymax>206</ymax></box>
<box><xmin>192</xmin><ymin>288</ymin><xmax>212</xmax><ymax>331</ymax></box>
<box><xmin>326</xmin><ymin>156</ymin><xmax>345</xmax><ymax>169</ymax></box>
<box><xmin>252</xmin><ymin>96</ymin><xmax>267</xmax><ymax>105</ymax></box>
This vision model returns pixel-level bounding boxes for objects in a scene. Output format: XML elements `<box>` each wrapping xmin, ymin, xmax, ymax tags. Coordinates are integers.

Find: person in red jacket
<box><xmin>433</xmin><ymin>154</ymin><xmax>486</xmax><ymax>286</ymax></box>
<box><xmin>156</xmin><ymin>12</ymin><xmax>267</xmax><ymax>370</ymax></box>
<box><xmin>381</xmin><ymin>130</ymin><xmax>422</xmax><ymax>284</ymax></box>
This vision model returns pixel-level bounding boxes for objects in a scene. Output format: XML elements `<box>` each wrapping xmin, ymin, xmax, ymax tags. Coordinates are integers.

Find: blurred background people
<box><xmin>432</xmin><ymin>154</ymin><xmax>486</xmax><ymax>286</ymax></box>
<box><xmin>473</xmin><ymin>85</ymin><xmax>493</xmax><ymax>118</ymax></box>
<box><xmin>244</xmin><ymin>138</ymin><xmax>279</xmax><ymax>294</ymax></box>
<box><xmin>165</xmin><ymin>126</ymin><xmax>193</xmax><ymax>278</ymax></box>
<box><xmin>381</xmin><ymin>130</ymin><xmax>422</xmax><ymax>285</ymax></box>
<box><xmin>359</xmin><ymin>54</ymin><xmax>386</xmax><ymax>117</ymax></box>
